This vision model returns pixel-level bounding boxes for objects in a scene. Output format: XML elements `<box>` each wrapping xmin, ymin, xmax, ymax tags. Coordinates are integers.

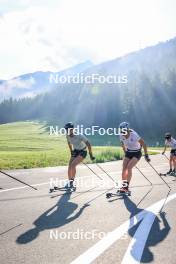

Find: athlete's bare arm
<box><xmin>139</xmin><ymin>138</ymin><xmax>148</xmax><ymax>155</ymax></box>
<box><xmin>162</xmin><ymin>145</ymin><xmax>167</xmax><ymax>154</ymax></box>
<box><xmin>68</xmin><ymin>142</ymin><xmax>73</xmax><ymax>154</ymax></box>
<box><xmin>121</xmin><ymin>142</ymin><xmax>126</xmax><ymax>153</ymax></box>
<box><xmin>86</xmin><ymin>141</ymin><xmax>93</xmax><ymax>157</ymax></box>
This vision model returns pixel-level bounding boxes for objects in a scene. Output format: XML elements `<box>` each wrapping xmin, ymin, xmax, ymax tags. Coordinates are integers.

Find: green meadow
<box><xmin>0</xmin><ymin>121</ymin><xmax>158</xmax><ymax>169</ymax></box>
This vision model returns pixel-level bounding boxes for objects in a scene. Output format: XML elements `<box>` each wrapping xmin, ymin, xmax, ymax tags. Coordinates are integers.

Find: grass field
<box><xmin>0</xmin><ymin>122</ymin><xmax>159</xmax><ymax>169</ymax></box>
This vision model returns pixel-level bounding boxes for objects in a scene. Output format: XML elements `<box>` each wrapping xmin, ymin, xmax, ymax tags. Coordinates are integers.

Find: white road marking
<box><xmin>0</xmin><ymin>172</ymin><xmax>115</xmax><ymax>193</ymax></box>
<box><xmin>71</xmin><ymin>192</ymin><xmax>176</xmax><ymax>264</ymax></box>
<box><xmin>121</xmin><ymin>205</ymin><xmax>159</xmax><ymax>263</ymax></box>
<box><xmin>0</xmin><ymin>181</ymin><xmax>50</xmax><ymax>193</ymax></box>
<box><xmin>0</xmin><ymin>163</ymin><xmax>168</xmax><ymax>194</ymax></box>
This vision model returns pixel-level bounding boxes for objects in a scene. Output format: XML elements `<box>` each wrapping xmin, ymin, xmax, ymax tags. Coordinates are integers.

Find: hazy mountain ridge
<box><xmin>0</xmin><ymin>61</ymin><xmax>93</xmax><ymax>101</ymax></box>
<box><xmin>0</xmin><ymin>38</ymin><xmax>176</xmax><ymax>142</ymax></box>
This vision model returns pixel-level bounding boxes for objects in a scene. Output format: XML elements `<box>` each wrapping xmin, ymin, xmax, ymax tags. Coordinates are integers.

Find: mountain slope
<box><xmin>0</xmin><ymin>38</ymin><xmax>176</xmax><ymax>142</ymax></box>
<box><xmin>0</xmin><ymin>61</ymin><xmax>93</xmax><ymax>101</ymax></box>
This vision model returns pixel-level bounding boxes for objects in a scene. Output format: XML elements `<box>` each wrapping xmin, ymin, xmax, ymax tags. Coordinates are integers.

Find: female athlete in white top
<box><xmin>119</xmin><ymin>122</ymin><xmax>150</xmax><ymax>193</ymax></box>
<box><xmin>162</xmin><ymin>133</ymin><xmax>176</xmax><ymax>175</ymax></box>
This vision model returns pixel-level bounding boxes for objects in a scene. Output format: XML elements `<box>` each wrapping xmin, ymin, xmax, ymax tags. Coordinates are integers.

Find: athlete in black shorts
<box><xmin>119</xmin><ymin>122</ymin><xmax>150</xmax><ymax>193</ymax></box>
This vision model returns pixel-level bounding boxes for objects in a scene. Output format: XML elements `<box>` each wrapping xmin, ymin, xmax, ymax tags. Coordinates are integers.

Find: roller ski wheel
<box><xmin>106</xmin><ymin>193</ymin><xmax>112</xmax><ymax>199</ymax></box>
<box><xmin>49</xmin><ymin>188</ymin><xmax>55</xmax><ymax>193</ymax></box>
<box><xmin>49</xmin><ymin>186</ymin><xmax>64</xmax><ymax>193</ymax></box>
<box><xmin>159</xmin><ymin>173</ymin><xmax>167</xmax><ymax>176</ymax></box>
<box><xmin>49</xmin><ymin>187</ymin><xmax>59</xmax><ymax>193</ymax></box>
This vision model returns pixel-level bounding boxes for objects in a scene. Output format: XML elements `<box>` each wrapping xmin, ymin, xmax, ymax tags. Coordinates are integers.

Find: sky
<box><xmin>0</xmin><ymin>0</ymin><xmax>176</xmax><ymax>79</ymax></box>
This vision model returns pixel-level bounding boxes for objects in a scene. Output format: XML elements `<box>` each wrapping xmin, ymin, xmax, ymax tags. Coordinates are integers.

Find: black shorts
<box><xmin>72</xmin><ymin>149</ymin><xmax>87</xmax><ymax>159</ymax></box>
<box><xmin>170</xmin><ymin>149</ymin><xmax>176</xmax><ymax>157</ymax></box>
<box><xmin>125</xmin><ymin>150</ymin><xmax>142</xmax><ymax>160</ymax></box>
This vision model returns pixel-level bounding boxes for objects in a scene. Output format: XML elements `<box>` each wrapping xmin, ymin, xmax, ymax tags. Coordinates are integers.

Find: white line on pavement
<box><xmin>0</xmin><ymin>181</ymin><xmax>50</xmax><ymax>193</ymax></box>
<box><xmin>0</xmin><ymin>173</ymin><xmax>114</xmax><ymax>194</ymax></box>
<box><xmin>0</xmin><ymin>163</ymin><xmax>168</xmax><ymax>194</ymax></box>
<box><xmin>121</xmin><ymin>206</ymin><xmax>159</xmax><ymax>263</ymax></box>
<box><xmin>71</xmin><ymin>192</ymin><xmax>176</xmax><ymax>264</ymax></box>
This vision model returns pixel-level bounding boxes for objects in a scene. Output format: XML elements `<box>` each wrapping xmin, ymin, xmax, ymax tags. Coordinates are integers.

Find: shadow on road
<box><xmin>16</xmin><ymin>192</ymin><xmax>88</xmax><ymax>244</ymax></box>
<box><xmin>123</xmin><ymin>196</ymin><xmax>171</xmax><ymax>263</ymax></box>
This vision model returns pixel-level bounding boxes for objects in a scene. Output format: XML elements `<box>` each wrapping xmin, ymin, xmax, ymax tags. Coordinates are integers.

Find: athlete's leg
<box><xmin>68</xmin><ymin>156</ymin><xmax>75</xmax><ymax>180</ymax></box>
<box><xmin>126</xmin><ymin>157</ymin><xmax>139</xmax><ymax>183</ymax></box>
<box><xmin>118</xmin><ymin>157</ymin><xmax>131</xmax><ymax>192</ymax></box>
<box><xmin>68</xmin><ymin>155</ymin><xmax>84</xmax><ymax>181</ymax></box>
<box><xmin>173</xmin><ymin>155</ymin><xmax>176</xmax><ymax>171</ymax></box>
<box><xmin>122</xmin><ymin>157</ymin><xmax>130</xmax><ymax>181</ymax></box>
<box><xmin>170</xmin><ymin>155</ymin><xmax>173</xmax><ymax>170</ymax></box>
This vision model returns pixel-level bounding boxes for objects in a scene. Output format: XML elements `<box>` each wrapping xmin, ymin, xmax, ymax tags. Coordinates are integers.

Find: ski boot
<box><xmin>166</xmin><ymin>169</ymin><xmax>172</xmax><ymax>175</ymax></box>
<box><xmin>67</xmin><ymin>180</ymin><xmax>76</xmax><ymax>192</ymax></box>
<box><xmin>170</xmin><ymin>169</ymin><xmax>176</xmax><ymax>176</ymax></box>
<box><xmin>117</xmin><ymin>187</ymin><xmax>131</xmax><ymax>196</ymax></box>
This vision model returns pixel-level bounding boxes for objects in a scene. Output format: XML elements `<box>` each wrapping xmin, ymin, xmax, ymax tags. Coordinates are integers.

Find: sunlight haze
<box><xmin>0</xmin><ymin>0</ymin><xmax>175</xmax><ymax>79</ymax></box>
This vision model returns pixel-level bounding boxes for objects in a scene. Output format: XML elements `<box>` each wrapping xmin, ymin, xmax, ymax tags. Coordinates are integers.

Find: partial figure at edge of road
<box><xmin>162</xmin><ymin>132</ymin><xmax>176</xmax><ymax>176</ymax></box>
<box><xmin>64</xmin><ymin>122</ymin><xmax>95</xmax><ymax>189</ymax></box>
<box><xmin>119</xmin><ymin>122</ymin><xmax>150</xmax><ymax>193</ymax></box>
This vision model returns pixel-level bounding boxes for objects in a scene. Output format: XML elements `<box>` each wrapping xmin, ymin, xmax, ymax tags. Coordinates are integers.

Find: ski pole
<box><xmin>163</xmin><ymin>153</ymin><xmax>170</xmax><ymax>161</ymax></box>
<box><xmin>148</xmin><ymin>162</ymin><xmax>171</xmax><ymax>212</ymax></box>
<box><xmin>95</xmin><ymin>163</ymin><xmax>116</xmax><ymax>183</ymax></box>
<box><xmin>135</xmin><ymin>166</ymin><xmax>153</xmax><ymax>186</ymax></box>
<box><xmin>148</xmin><ymin>163</ymin><xmax>171</xmax><ymax>189</ymax></box>
<box><xmin>84</xmin><ymin>187</ymin><xmax>113</xmax><ymax>205</ymax></box>
<box><xmin>0</xmin><ymin>170</ymin><xmax>38</xmax><ymax>191</ymax></box>
<box><xmin>82</xmin><ymin>163</ymin><xmax>103</xmax><ymax>180</ymax></box>
<box><xmin>135</xmin><ymin>166</ymin><xmax>153</xmax><ymax>207</ymax></box>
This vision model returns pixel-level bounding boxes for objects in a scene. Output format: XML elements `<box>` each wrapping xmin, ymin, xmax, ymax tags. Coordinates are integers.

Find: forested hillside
<box><xmin>0</xmin><ymin>38</ymin><xmax>176</xmax><ymax>142</ymax></box>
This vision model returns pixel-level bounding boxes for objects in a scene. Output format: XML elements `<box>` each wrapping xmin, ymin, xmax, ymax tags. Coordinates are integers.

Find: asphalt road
<box><xmin>0</xmin><ymin>153</ymin><xmax>176</xmax><ymax>264</ymax></box>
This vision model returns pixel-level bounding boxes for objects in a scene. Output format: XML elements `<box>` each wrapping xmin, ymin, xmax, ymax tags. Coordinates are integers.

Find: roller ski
<box><xmin>49</xmin><ymin>180</ymin><xmax>76</xmax><ymax>193</ymax></box>
<box><xmin>49</xmin><ymin>186</ymin><xmax>65</xmax><ymax>193</ymax></box>
<box><xmin>49</xmin><ymin>186</ymin><xmax>68</xmax><ymax>193</ymax></box>
<box><xmin>49</xmin><ymin>182</ymin><xmax>69</xmax><ymax>193</ymax></box>
<box><xmin>106</xmin><ymin>187</ymin><xmax>131</xmax><ymax>199</ymax></box>
<box><xmin>159</xmin><ymin>173</ymin><xmax>167</xmax><ymax>176</ymax></box>
<box><xmin>49</xmin><ymin>185</ymin><xmax>76</xmax><ymax>194</ymax></box>
<box><xmin>159</xmin><ymin>169</ymin><xmax>175</xmax><ymax>176</ymax></box>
